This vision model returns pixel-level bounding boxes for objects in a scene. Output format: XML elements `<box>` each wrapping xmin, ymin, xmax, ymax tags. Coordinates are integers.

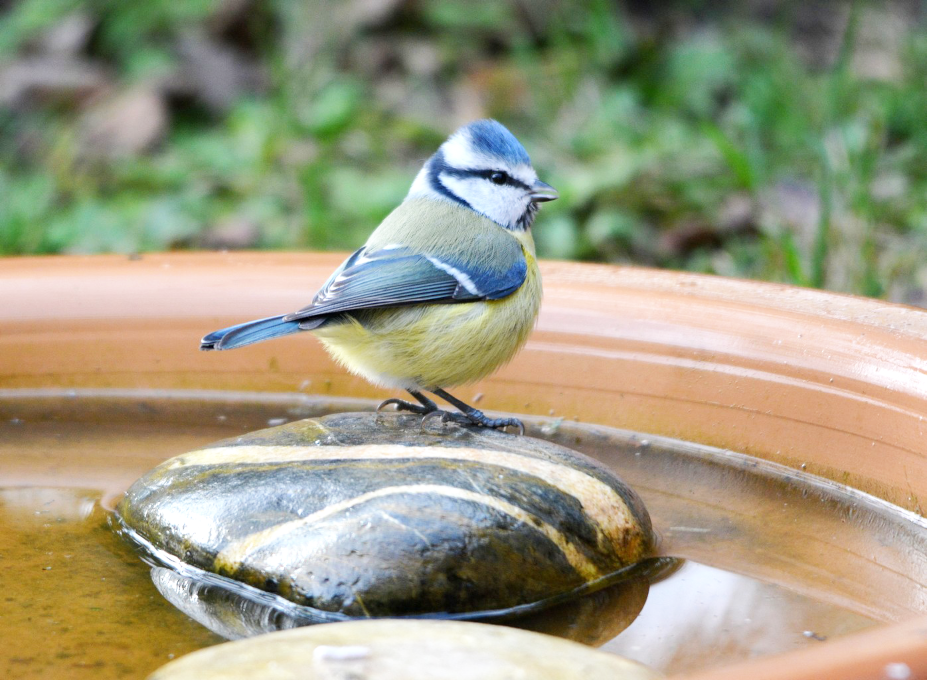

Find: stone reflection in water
<box><xmin>509</xmin><ymin>557</ymin><xmax>681</xmax><ymax>645</ymax></box>
<box><xmin>151</xmin><ymin>566</ymin><xmax>325</xmax><ymax>640</ymax></box>
<box><xmin>149</xmin><ymin>557</ymin><xmax>681</xmax><ymax>646</ymax></box>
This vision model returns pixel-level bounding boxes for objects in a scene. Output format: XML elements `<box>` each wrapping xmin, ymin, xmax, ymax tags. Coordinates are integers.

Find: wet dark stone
<box><xmin>117</xmin><ymin>412</ymin><xmax>654</xmax><ymax>618</ymax></box>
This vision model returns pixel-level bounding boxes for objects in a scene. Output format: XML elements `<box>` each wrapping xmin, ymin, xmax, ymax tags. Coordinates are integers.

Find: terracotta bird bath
<box><xmin>2</xmin><ymin>252</ymin><xmax>926</xmax><ymax>679</ymax></box>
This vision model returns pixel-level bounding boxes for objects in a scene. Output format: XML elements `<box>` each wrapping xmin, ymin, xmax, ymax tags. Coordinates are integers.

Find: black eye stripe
<box><xmin>442</xmin><ymin>166</ymin><xmax>531</xmax><ymax>191</ymax></box>
<box><xmin>475</xmin><ymin>169</ymin><xmax>529</xmax><ymax>189</ymax></box>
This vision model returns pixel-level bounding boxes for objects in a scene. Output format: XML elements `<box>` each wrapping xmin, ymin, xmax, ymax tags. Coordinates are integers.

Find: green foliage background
<box><xmin>3</xmin><ymin>0</ymin><xmax>927</xmax><ymax>303</ymax></box>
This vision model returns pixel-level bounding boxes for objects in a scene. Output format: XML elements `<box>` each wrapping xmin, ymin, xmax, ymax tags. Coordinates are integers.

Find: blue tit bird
<box><xmin>201</xmin><ymin>119</ymin><xmax>557</xmax><ymax>434</ymax></box>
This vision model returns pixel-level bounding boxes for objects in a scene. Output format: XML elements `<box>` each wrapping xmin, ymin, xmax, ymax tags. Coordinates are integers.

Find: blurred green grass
<box><xmin>2</xmin><ymin>0</ymin><xmax>927</xmax><ymax>303</ymax></box>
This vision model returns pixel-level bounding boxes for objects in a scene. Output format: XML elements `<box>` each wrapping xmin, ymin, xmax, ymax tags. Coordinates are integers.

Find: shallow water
<box><xmin>2</xmin><ymin>390</ymin><xmax>925</xmax><ymax>678</ymax></box>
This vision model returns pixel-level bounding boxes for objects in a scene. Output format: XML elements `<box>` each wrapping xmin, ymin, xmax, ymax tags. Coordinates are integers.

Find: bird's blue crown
<box><xmin>463</xmin><ymin>120</ymin><xmax>531</xmax><ymax>166</ymax></box>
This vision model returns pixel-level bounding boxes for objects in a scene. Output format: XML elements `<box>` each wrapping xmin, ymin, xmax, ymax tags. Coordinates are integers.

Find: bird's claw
<box><xmin>377</xmin><ymin>398</ymin><xmax>433</xmax><ymax>416</ymax></box>
<box><xmin>474</xmin><ymin>416</ymin><xmax>524</xmax><ymax>436</ymax></box>
<box><xmin>420</xmin><ymin>409</ymin><xmax>467</xmax><ymax>432</ymax></box>
<box><xmin>420</xmin><ymin>408</ymin><xmax>524</xmax><ymax>435</ymax></box>
<box><xmin>492</xmin><ymin>418</ymin><xmax>526</xmax><ymax>436</ymax></box>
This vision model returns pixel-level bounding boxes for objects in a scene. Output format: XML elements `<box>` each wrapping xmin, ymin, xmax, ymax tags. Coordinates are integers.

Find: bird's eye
<box><xmin>489</xmin><ymin>171</ymin><xmax>507</xmax><ymax>185</ymax></box>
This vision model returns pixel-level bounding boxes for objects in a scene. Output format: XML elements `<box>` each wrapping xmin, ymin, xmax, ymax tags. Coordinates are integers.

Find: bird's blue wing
<box><xmin>283</xmin><ymin>245</ymin><xmax>526</xmax><ymax>322</ymax></box>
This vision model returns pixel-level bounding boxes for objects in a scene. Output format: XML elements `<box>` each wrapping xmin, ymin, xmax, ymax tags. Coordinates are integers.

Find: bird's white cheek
<box><xmin>441</xmin><ymin>176</ymin><xmax>524</xmax><ymax>228</ymax></box>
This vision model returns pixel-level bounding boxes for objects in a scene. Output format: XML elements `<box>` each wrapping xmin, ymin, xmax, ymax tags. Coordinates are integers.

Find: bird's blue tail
<box><xmin>200</xmin><ymin>315</ymin><xmax>302</xmax><ymax>351</ymax></box>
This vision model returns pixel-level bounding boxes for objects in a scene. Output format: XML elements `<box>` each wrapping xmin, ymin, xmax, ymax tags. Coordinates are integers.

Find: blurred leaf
<box><xmin>586</xmin><ymin>209</ymin><xmax>638</xmax><ymax>248</ymax></box>
<box><xmin>660</xmin><ymin>34</ymin><xmax>736</xmax><ymax>117</ymax></box>
<box><xmin>139</xmin><ymin>196</ymin><xmax>201</xmax><ymax>248</ymax></box>
<box><xmin>327</xmin><ymin>167</ymin><xmax>413</xmax><ymax>224</ymax></box>
<box><xmin>703</xmin><ymin>123</ymin><xmax>757</xmax><ymax>191</ymax></box>
<box><xmin>565</xmin><ymin>151</ymin><xmax>638</xmax><ymax>205</ymax></box>
<box><xmin>0</xmin><ymin>171</ymin><xmax>56</xmax><ymax>253</ymax></box>
<box><xmin>0</xmin><ymin>0</ymin><xmax>81</xmax><ymax>57</ymax></box>
<box><xmin>582</xmin><ymin>0</ymin><xmax>631</xmax><ymax>67</ymax></box>
<box><xmin>300</xmin><ymin>80</ymin><xmax>364</xmax><ymax>138</ymax></box>
<box><xmin>423</xmin><ymin>1</ymin><xmax>516</xmax><ymax>31</ymax></box>
<box><xmin>778</xmin><ymin>231</ymin><xmax>808</xmax><ymax>286</ymax></box>
<box><xmin>93</xmin><ymin>0</ymin><xmax>216</xmax><ymax>59</ymax></box>
<box><xmin>51</xmin><ymin>200</ymin><xmax>139</xmax><ymax>254</ymax></box>
<box><xmin>570</xmin><ymin>87</ymin><xmax>644</xmax><ymax>157</ymax></box>
<box><xmin>535</xmin><ymin>214</ymin><xmax>580</xmax><ymax>260</ymax></box>
<box><xmin>123</xmin><ymin>47</ymin><xmax>177</xmax><ymax>81</ymax></box>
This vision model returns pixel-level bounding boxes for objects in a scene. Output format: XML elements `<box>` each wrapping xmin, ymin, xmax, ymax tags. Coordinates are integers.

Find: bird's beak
<box><xmin>530</xmin><ymin>179</ymin><xmax>558</xmax><ymax>203</ymax></box>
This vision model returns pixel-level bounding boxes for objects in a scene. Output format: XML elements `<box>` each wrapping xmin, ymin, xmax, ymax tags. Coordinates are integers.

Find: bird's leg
<box><xmin>377</xmin><ymin>390</ymin><xmax>439</xmax><ymax>416</ymax></box>
<box><xmin>429</xmin><ymin>388</ymin><xmax>525</xmax><ymax>435</ymax></box>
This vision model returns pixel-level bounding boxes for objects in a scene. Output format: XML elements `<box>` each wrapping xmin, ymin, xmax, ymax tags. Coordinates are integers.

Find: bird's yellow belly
<box><xmin>313</xmin><ymin>261</ymin><xmax>541</xmax><ymax>391</ymax></box>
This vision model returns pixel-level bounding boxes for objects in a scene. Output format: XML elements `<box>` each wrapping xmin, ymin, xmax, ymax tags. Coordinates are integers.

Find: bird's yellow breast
<box><xmin>313</xmin><ymin>231</ymin><xmax>541</xmax><ymax>391</ymax></box>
